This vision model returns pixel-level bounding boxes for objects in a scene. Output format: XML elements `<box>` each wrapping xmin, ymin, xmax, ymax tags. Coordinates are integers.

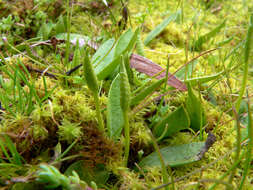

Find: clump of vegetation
<box><xmin>0</xmin><ymin>0</ymin><xmax>252</xmax><ymax>189</ymax></box>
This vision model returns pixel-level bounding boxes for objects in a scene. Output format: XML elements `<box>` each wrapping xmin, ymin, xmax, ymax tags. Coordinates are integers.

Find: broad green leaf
<box><xmin>95</xmin><ymin>29</ymin><xmax>139</xmax><ymax>80</ymax></box>
<box><xmin>185</xmin><ymin>84</ymin><xmax>206</xmax><ymax>131</ymax></box>
<box><xmin>65</xmin><ymin>161</ymin><xmax>110</xmax><ymax>185</ymax></box>
<box><xmin>92</xmin><ymin>38</ymin><xmax>115</xmax><ymax>66</ymax></box>
<box><xmin>95</xmin><ymin>56</ymin><xmax>120</xmax><ymax>80</ymax></box>
<box><xmin>114</xmin><ymin>29</ymin><xmax>133</xmax><ymax>57</ymax></box>
<box><xmin>153</xmin><ymin>106</ymin><xmax>190</xmax><ymax>139</ymax></box>
<box><xmin>107</xmin><ymin>74</ymin><xmax>124</xmax><ymax>140</ymax></box>
<box><xmin>184</xmin><ymin>71</ymin><xmax>224</xmax><ymax>86</ymax></box>
<box><xmin>144</xmin><ymin>10</ymin><xmax>181</xmax><ymax>45</ymax></box>
<box><xmin>55</xmin><ymin>15</ymin><xmax>66</xmax><ymax>34</ymax></box>
<box><xmin>114</xmin><ymin>28</ymin><xmax>139</xmax><ymax>58</ymax></box>
<box><xmin>139</xmin><ymin>142</ymin><xmax>205</xmax><ymax>168</ymax></box>
<box><xmin>193</xmin><ymin>20</ymin><xmax>226</xmax><ymax>51</ymax></box>
<box><xmin>130</xmin><ymin>78</ymin><xmax>166</xmax><ymax>106</ymax></box>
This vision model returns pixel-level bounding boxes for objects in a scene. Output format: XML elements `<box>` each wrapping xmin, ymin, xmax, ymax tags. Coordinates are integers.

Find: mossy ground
<box><xmin>0</xmin><ymin>0</ymin><xmax>253</xmax><ymax>189</ymax></box>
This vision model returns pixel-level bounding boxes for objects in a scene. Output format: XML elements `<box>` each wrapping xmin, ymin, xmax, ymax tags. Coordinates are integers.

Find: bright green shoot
<box><xmin>0</xmin><ymin>134</ymin><xmax>24</xmax><ymax>165</ymax></box>
<box><xmin>119</xmin><ymin>55</ymin><xmax>131</xmax><ymax>166</ymax></box>
<box><xmin>83</xmin><ymin>49</ymin><xmax>104</xmax><ymax>132</ymax></box>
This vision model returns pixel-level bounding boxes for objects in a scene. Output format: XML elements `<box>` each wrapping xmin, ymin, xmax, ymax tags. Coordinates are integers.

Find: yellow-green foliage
<box><xmin>57</xmin><ymin>118</ymin><xmax>82</xmax><ymax>143</ymax></box>
<box><xmin>0</xmin><ymin>0</ymin><xmax>252</xmax><ymax>189</ymax></box>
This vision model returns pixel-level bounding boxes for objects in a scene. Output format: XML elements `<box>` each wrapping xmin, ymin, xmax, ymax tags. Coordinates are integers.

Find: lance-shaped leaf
<box><xmin>120</xmin><ymin>60</ymin><xmax>131</xmax><ymax>112</ymax></box>
<box><xmin>193</xmin><ymin>20</ymin><xmax>226</xmax><ymax>51</ymax></box>
<box><xmin>107</xmin><ymin>74</ymin><xmax>124</xmax><ymax>140</ymax></box>
<box><xmin>83</xmin><ymin>49</ymin><xmax>104</xmax><ymax>131</ymax></box>
<box><xmin>184</xmin><ymin>71</ymin><xmax>224</xmax><ymax>86</ymax></box>
<box><xmin>130</xmin><ymin>78</ymin><xmax>166</xmax><ymax>106</ymax></box>
<box><xmin>92</xmin><ymin>38</ymin><xmax>115</xmax><ymax>67</ymax></box>
<box><xmin>144</xmin><ymin>10</ymin><xmax>181</xmax><ymax>45</ymax></box>
<box><xmin>94</xmin><ymin>28</ymin><xmax>139</xmax><ymax>80</ymax></box>
<box><xmin>83</xmin><ymin>50</ymin><xmax>98</xmax><ymax>94</ymax></box>
<box><xmin>153</xmin><ymin>105</ymin><xmax>190</xmax><ymax>139</ymax></box>
<box><xmin>185</xmin><ymin>84</ymin><xmax>206</xmax><ymax>131</ymax></box>
<box><xmin>55</xmin><ymin>15</ymin><xmax>66</xmax><ymax>34</ymax></box>
<box><xmin>119</xmin><ymin>58</ymin><xmax>131</xmax><ymax>165</ymax></box>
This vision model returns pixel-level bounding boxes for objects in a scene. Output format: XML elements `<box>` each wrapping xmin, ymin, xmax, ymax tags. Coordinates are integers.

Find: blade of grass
<box><xmin>193</xmin><ymin>20</ymin><xmax>226</xmax><ymax>51</ymax></box>
<box><xmin>238</xmin><ymin>92</ymin><xmax>253</xmax><ymax>190</ymax></box>
<box><xmin>3</xmin><ymin>135</ymin><xmax>23</xmax><ymax>165</ymax></box>
<box><xmin>144</xmin><ymin>10</ymin><xmax>181</xmax><ymax>45</ymax></box>
<box><xmin>228</xmin><ymin>14</ymin><xmax>252</xmax><ymax>187</ymax></box>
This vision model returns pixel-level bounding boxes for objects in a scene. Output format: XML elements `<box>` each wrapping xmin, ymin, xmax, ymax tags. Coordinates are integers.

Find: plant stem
<box><xmin>228</xmin><ymin>14</ymin><xmax>252</xmax><ymax>187</ymax></box>
<box><xmin>123</xmin><ymin>111</ymin><xmax>130</xmax><ymax>166</ymax></box>
<box><xmin>235</xmin><ymin>14</ymin><xmax>252</xmax><ymax>111</ymax></box>
<box><xmin>148</xmin><ymin>129</ymin><xmax>173</xmax><ymax>190</ymax></box>
<box><xmin>65</xmin><ymin>0</ymin><xmax>71</xmax><ymax>67</ymax></box>
<box><xmin>227</xmin><ymin>107</ymin><xmax>241</xmax><ymax>187</ymax></box>
<box><xmin>238</xmin><ymin>92</ymin><xmax>253</xmax><ymax>190</ymax></box>
<box><xmin>94</xmin><ymin>92</ymin><xmax>104</xmax><ymax>132</ymax></box>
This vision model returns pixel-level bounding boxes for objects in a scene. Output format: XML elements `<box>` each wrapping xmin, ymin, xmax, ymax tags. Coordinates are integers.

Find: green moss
<box><xmin>57</xmin><ymin>118</ymin><xmax>82</xmax><ymax>143</ymax></box>
<box><xmin>0</xmin><ymin>0</ymin><xmax>252</xmax><ymax>189</ymax></box>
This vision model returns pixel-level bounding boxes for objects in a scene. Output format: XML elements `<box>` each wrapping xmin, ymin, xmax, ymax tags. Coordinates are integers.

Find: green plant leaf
<box><xmin>130</xmin><ymin>78</ymin><xmax>166</xmax><ymax>106</ymax></box>
<box><xmin>37</xmin><ymin>21</ymin><xmax>54</xmax><ymax>40</ymax></box>
<box><xmin>92</xmin><ymin>38</ymin><xmax>115</xmax><ymax>67</ymax></box>
<box><xmin>3</xmin><ymin>135</ymin><xmax>23</xmax><ymax>165</ymax></box>
<box><xmin>95</xmin><ymin>56</ymin><xmax>120</xmax><ymax>80</ymax></box>
<box><xmin>139</xmin><ymin>142</ymin><xmax>205</xmax><ymax>168</ymax></box>
<box><xmin>184</xmin><ymin>71</ymin><xmax>224</xmax><ymax>86</ymax></box>
<box><xmin>144</xmin><ymin>10</ymin><xmax>181</xmax><ymax>45</ymax></box>
<box><xmin>120</xmin><ymin>58</ymin><xmax>131</xmax><ymax>112</ymax></box>
<box><xmin>55</xmin><ymin>15</ymin><xmax>66</xmax><ymax>34</ymax></box>
<box><xmin>193</xmin><ymin>20</ymin><xmax>226</xmax><ymax>51</ymax></box>
<box><xmin>216</xmin><ymin>36</ymin><xmax>233</xmax><ymax>47</ymax></box>
<box><xmin>136</xmin><ymin>28</ymin><xmax>145</xmax><ymax>56</ymax></box>
<box><xmin>114</xmin><ymin>29</ymin><xmax>134</xmax><ymax>57</ymax></box>
<box><xmin>123</xmin><ymin>52</ymin><xmax>134</xmax><ymax>85</ymax></box>
<box><xmin>153</xmin><ymin>105</ymin><xmax>190</xmax><ymax>139</ymax></box>
<box><xmin>94</xmin><ymin>29</ymin><xmax>138</xmax><ymax>80</ymax></box>
<box><xmin>107</xmin><ymin>74</ymin><xmax>124</xmax><ymax>140</ymax></box>
<box><xmin>65</xmin><ymin>161</ymin><xmax>110</xmax><ymax>186</ymax></box>
<box><xmin>83</xmin><ymin>50</ymin><xmax>99</xmax><ymax>94</ymax></box>
<box><xmin>185</xmin><ymin>84</ymin><xmax>206</xmax><ymax>131</ymax></box>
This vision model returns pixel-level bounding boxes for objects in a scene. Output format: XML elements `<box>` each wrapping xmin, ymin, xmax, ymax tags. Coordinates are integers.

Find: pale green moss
<box><xmin>57</xmin><ymin>118</ymin><xmax>82</xmax><ymax>143</ymax></box>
